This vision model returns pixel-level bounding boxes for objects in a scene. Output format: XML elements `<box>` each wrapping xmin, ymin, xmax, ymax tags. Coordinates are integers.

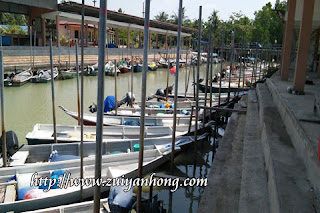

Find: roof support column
<box><xmin>115</xmin><ymin>28</ymin><xmax>119</xmax><ymax>46</ymax></box>
<box><xmin>138</xmin><ymin>32</ymin><xmax>142</xmax><ymax>48</ymax></box>
<box><xmin>189</xmin><ymin>36</ymin><xmax>191</xmax><ymax>49</ymax></box>
<box><xmin>85</xmin><ymin>23</ymin><xmax>88</xmax><ymax>47</ymax></box>
<box><xmin>56</xmin><ymin>15</ymin><xmax>60</xmax><ymax>47</ymax></box>
<box><xmin>280</xmin><ymin>0</ymin><xmax>296</xmax><ymax>81</ymax></box>
<box><xmin>165</xmin><ymin>32</ymin><xmax>168</xmax><ymax>49</ymax></box>
<box><xmin>42</xmin><ymin>18</ymin><xmax>46</xmax><ymax>46</ymax></box>
<box><xmin>127</xmin><ymin>26</ymin><xmax>130</xmax><ymax>48</ymax></box>
<box><xmin>293</xmin><ymin>0</ymin><xmax>315</xmax><ymax>93</ymax></box>
<box><xmin>170</xmin><ymin>35</ymin><xmax>172</xmax><ymax>49</ymax></box>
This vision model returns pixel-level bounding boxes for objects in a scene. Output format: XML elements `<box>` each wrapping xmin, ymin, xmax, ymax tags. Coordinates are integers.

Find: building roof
<box><xmin>57</xmin><ymin>1</ymin><xmax>196</xmax><ymax>35</ymax></box>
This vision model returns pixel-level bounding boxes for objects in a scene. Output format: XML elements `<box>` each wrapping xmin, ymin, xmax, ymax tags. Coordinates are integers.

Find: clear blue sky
<box><xmin>64</xmin><ymin>0</ymin><xmax>277</xmax><ymax>21</ymax></box>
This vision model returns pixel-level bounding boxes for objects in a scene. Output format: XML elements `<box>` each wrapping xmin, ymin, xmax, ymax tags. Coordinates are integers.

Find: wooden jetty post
<box><xmin>171</xmin><ymin>0</ymin><xmax>183</xmax><ymax>172</ymax></box>
<box><xmin>255</xmin><ymin>41</ymin><xmax>258</xmax><ymax>83</ymax></box>
<box><xmin>218</xmin><ymin>29</ymin><xmax>225</xmax><ymax>107</ymax></box>
<box><xmin>137</xmin><ymin>0</ymin><xmax>150</xmax><ymax>211</ymax></box>
<box><xmin>93</xmin><ymin>0</ymin><xmax>107</xmax><ymax>211</ymax></box>
<box><xmin>195</xmin><ymin>6</ymin><xmax>202</xmax><ymax>144</ymax></box>
<box><xmin>0</xmin><ymin>50</ymin><xmax>7</xmax><ymax>167</ymax></box>
<box><xmin>49</xmin><ymin>35</ymin><xmax>57</xmax><ymax>144</ymax></box>
<box><xmin>203</xmin><ymin>24</ymin><xmax>212</xmax><ymax>123</ymax></box>
<box><xmin>80</xmin><ymin>0</ymin><xmax>85</xmax><ymax>201</ymax></box>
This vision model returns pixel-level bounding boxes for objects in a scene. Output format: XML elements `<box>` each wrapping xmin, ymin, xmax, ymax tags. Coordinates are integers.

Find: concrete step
<box><xmin>238</xmin><ymin>90</ymin><xmax>269</xmax><ymax>213</ymax></box>
<box><xmin>198</xmin><ymin>101</ymin><xmax>246</xmax><ymax>213</ymax></box>
<box><xmin>256</xmin><ymin>83</ymin><xmax>318</xmax><ymax>212</ymax></box>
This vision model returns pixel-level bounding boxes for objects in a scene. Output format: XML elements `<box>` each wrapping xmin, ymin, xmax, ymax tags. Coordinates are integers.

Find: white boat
<box><xmin>10</xmin><ymin>68</ymin><xmax>33</xmax><ymax>86</ymax></box>
<box><xmin>59</xmin><ymin>106</ymin><xmax>192</xmax><ymax>127</ymax></box>
<box><xmin>25</xmin><ymin>123</ymin><xmax>192</xmax><ymax>145</ymax></box>
<box><xmin>2</xmin><ymin>134</ymin><xmax>207</xmax><ymax>167</ymax></box>
<box><xmin>30</xmin><ymin>68</ymin><xmax>58</xmax><ymax>83</ymax></box>
<box><xmin>0</xmin><ymin>147</ymin><xmax>174</xmax><ymax>212</ymax></box>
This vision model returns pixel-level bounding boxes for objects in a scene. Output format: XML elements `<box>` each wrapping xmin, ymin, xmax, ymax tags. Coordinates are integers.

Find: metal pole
<box><xmin>33</xmin><ymin>31</ymin><xmax>36</xmax><ymax>72</ymax></box>
<box><xmin>238</xmin><ymin>37</ymin><xmax>243</xmax><ymax>94</ymax></box>
<box><xmin>203</xmin><ymin>24</ymin><xmax>212</xmax><ymax>123</ymax></box>
<box><xmin>49</xmin><ymin>35</ymin><xmax>57</xmax><ymax>144</ymax></box>
<box><xmin>0</xmin><ymin>50</ymin><xmax>7</xmax><ymax>167</ymax></box>
<box><xmin>80</xmin><ymin>0</ymin><xmax>85</xmax><ymax>202</ymax></box>
<box><xmin>255</xmin><ymin>41</ymin><xmax>258</xmax><ymax>84</ymax></box>
<box><xmin>227</xmin><ymin>30</ymin><xmax>234</xmax><ymax>102</ymax></box>
<box><xmin>76</xmin><ymin>44</ymin><xmax>80</xmax><ymax>125</ymax></box>
<box><xmin>243</xmin><ymin>42</ymin><xmax>246</xmax><ymax>88</ymax></box>
<box><xmin>186</xmin><ymin>51</ymin><xmax>191</xmax><ymax>96</ymax></box>
<box><xmin>184</xmin><ymin>50</ymin><xmax>188</xmax><ymax>97</ymax></box>
<box><xmin>166</xmin><ymin>47</ymin><xmax>170</xmax><ymax>101</ymax></box>
<box><xmin>29</xmin><ymin>27</ymin><xmax>32</xmax><ymax>71</ymax></box>
<box><xmin>131</xmin><ymin>64</ymin><xmax>134</xmax><ymax>107</ymax></box>
<box><xmin>209</xmin><ymin>28</ymin><xmax>213</xmax><ymax>121</ymax></box>
<box><xmin>93</xmin><ymin>0</ymin><xmax>107</xmax><ymax>212</ymax></box>
<box><xmin>68</xmin><ymin>31</ymin><xmax>71</xmax><ymax>70</ymax></box>
<box><xmin>218</xmin><ymin>29</ymin><xmax>225</xmax><ymax>107</ymax></box>
<box><xmin>171</xmin><ymin>0</ymin><xmax>183</xmax><ymax>173</ymax></box>
<box><xmin>114</xmin><ymin>59</ymin><xmax>117</xmax><ymax>115</ymax></box>
<box><xmin>137</xmin><ymin>1</ymin><xmax>150</xmax><ymax>212</ymax></box>
<box><xmin>195</xmin><ymin>6</ymin><xmax>202</xmax><ymax>144</ymax></box>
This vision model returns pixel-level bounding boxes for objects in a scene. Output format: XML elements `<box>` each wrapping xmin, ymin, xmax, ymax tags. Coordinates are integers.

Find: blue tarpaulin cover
<box><xmin>104</xmin><ymin>96</ymin><xmax>116</xmax><ymax>112</ymax></box>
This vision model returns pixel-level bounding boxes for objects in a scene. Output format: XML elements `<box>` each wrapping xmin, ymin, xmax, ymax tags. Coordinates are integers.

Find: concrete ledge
<box><xmin>257</xmin><ymin>83</ymin><xmax>318</xmax><ymax>212</ymax></box>
<box><xmin>198</xmin><ymin>104</ymin><xmax>245</xmax><ymax>213</ymax></box>
<box><xmin>266</xmin><ymin>78</ymin><xmax>320</xmax><ymax>196</ymax></box>
<box><xmin>239</xmin><ymin>90</ymin><xmax>269</xmax><ymax>213</ymax></box>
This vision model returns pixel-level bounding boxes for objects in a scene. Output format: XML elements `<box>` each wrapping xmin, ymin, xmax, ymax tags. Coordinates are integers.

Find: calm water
<box><xmin>3</xmin><ymin>63</ymin><xmax>222</xmax><ymax>212</ymax></box>
<box><xmin>2</xmin><ymin>64</ymin><xmax>220</xmax><ymax>144</ymax></box>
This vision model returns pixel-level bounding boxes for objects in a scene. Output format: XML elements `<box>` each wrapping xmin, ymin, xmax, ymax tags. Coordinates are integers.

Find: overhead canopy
<box><xmin>42</xmin><ymin>11</ymin><xmax>192</xmax><ymax>37</ymax></box>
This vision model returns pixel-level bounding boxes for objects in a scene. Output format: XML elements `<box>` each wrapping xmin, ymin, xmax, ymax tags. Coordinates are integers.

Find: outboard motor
<box><xmin>121</xmin><ymin>92</ymin><xmax>136</xmax><ymax>106</ymax></box>
<box><xmin>89</xmin><ymin>103</ymin><xmax>97</xmax><ymax>113</ymax></box>
<box><xmin>155</xmin><ymin>88</ymin><xmax>165</xmax><ymax>97</ymax></box>
<box><xmin>0</xmin><ymin>131</ymin><xmax>19</xmax><ymax>158</ymax></box>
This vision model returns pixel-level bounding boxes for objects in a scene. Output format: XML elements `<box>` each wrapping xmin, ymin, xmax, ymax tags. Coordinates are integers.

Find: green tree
<box><xmin>170</xmin><ymin>7</ymin><xmax>191</xmax><ymax>25</ymax></box>
<box><xmin>252</xmin><ymin>2</ymin><xmax>286</xmax><ymax>45</ymax></box>
<box><xmin>154</xmin><ymin>11</ymin><xmax>169</xmax><ymax>22</ymax></box>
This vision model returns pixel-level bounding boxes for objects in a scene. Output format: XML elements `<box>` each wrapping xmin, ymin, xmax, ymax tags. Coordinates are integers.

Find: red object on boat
<box><xmin>170</xmin><ymin>66</ymin><xmax>176</xmax><ymax>75</ymax></box>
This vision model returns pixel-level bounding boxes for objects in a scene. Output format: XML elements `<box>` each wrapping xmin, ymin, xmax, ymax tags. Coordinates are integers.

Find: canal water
<box><xmin>2</xmin><ymin>64</ymin><xmax>220</xmax><ymax>144</ymax></box>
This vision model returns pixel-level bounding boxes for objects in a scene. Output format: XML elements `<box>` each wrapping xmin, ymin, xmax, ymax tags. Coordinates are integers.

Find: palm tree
<box><xmin>155</xmin><ymin>11</ymin><xmax>169</xmax><ymax>22</ymax></box>
<box><xmin>170</xmin><ymin>7</ymin><xmax>190</xmax><ymax>25</ymax></box>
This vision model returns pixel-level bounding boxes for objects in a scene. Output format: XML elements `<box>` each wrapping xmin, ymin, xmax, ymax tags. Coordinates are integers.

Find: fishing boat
<box><xmin>59</xmin><ymin>106</ymin><xmax>192</xmax><ymax>127</ymax></box>
<box><xmin>105</xmin><ymin>61</ymin><xmax>120</xmax><ymax>76</ymax></box>
<box><xmin>158</xmin><ymin>57</ymin><xmax>167</xmax><ymax>68</ymax></box>
<box><xmin>2</xmin><ymin>134</ymin><xmax>207</xmax><ymax>167</ymax></box>
<box><xmin>198</xmin><ymin>82</ymin><xmax>249</xmax><ymax>93</ymax></box>
<box><xmin>148</xmin><ymin>62</ymin><xmax>158</xmax><ymax>71</ymax></box>
<box><xmin>58</xmin><ymin>69</ymin><xmax>77</xmax><ymax>80</ymax></box>
<box><xmin>133</xmin><ymin>64</ymin><xmax>142</xmax><ymax>72</ymax></box>
<box><xmin>0</xmin><ymin>147</ymin><xmax>174</xmax><ymax>212</ymax></box>
<box><xmin>25</xmin><ymin>123</ymin><xmax>191</xmax><ymax>145</ymax></box>
<box><xmin>118</xmin><ymin>64</ymin><xmax>132</xmax><ymax>73</ymax></box>
<box><xmin>30</xmin><ymin>68</ymin><xmax>58</xmax><ymax>83</ymax></box>
<box><xmin>11</xmin><ymin>68</ymin><xmax>33</xmax><ymax>86</ymax></box>
<box><xmin>83</xmin><ymin>65</ymin><xmax>98</xmax><ymax>76</ymax></box>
